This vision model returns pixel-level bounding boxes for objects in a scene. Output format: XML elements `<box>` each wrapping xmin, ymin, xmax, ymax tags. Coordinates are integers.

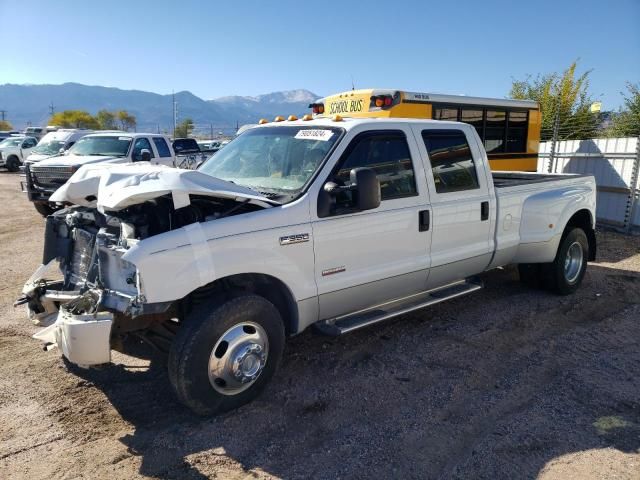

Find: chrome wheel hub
<box><xmin>208</xmin><ymin>322</ymin><xmax>269</xmax><ymax>395</ymax></box>
<box><xmin>564</xmin><ymin>241</ymin><xmax>584</xmax><ymax>284</ymax></box>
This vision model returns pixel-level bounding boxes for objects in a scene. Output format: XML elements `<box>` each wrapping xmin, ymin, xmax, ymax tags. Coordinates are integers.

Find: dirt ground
<box><xmin>0</xmin><ymin>170</ymin><xmax>639</xmax><ymax>480</ymax></box>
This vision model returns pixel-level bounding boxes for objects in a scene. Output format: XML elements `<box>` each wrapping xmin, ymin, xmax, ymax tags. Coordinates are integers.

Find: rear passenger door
<box><xmin>311</xmin><ymin>126</ymin><xmax>432</xmax><ymax>320</ymax></box>
<box><xmin>412</xmin><ymin>126</ymin><xmax>493</xmax><ymax>288</ymax></box>
<box><xmin>151</xmin><ymin>137</ymin><xmax>175</xmax><ymax>167</ymax></box>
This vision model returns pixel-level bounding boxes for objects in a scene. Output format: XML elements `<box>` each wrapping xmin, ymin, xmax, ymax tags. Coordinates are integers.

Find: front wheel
<box><xmin>5</xmin><ymin>156</ymin><xmax>20</xmax><ymax>172</ymax></box>
<box><xmin>168</xmin><ymin>294</ymin><xmax>285</xmax><ymax>416</ymax></box>
<box><xmin>33</xmin><ymin>202</ymin><xmax>56</xmax><ymax>217</ymax></box>
<box><xmin>545</xmin><ymin>228</ymin><xmax>589</xmax><ymax>295</ymax></box>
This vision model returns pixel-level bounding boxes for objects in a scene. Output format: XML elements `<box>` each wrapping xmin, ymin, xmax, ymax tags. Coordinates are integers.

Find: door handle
<box><xmin>481</xmin><ymin>201</ymin><xmax>489</xmax><ymax>221</ymax></box>
<box><xmin>419</xmin><ymin>210</ymin><xmax>430</xmax><ymax>231</ymax></box>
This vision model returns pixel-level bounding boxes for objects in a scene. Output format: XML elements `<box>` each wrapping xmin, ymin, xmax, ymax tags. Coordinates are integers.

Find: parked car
<box><xmin>23</xmin><ymin>126</ymin><xmax>47</xmax><ymax>140</ymax></box>
<box><xmin>197</xmin><ymin>140</ymin><xmax>221</xmax><ymax>154</ymax></box>
<box><xmin>0</xmin><ymin>135</ymin><xmax>38</xmax><ymax>171</ymax></box>
<box><xmin>19</xmin><ymin>117</ymin><xmax>597</xmax><ymax>416</ymax></box>
<box><xmin>0</xmin><ymin>130</ymin><xmax>22</xmax><ymax>141</ymax></box>
<box><xmin>172</xmin><ymin>138</ymin><xmax>207</xmax><ymax>168</ymax></box>
<box><xmin>22</xmin><ymin>132</ymin><xmax>176</xmax><ymax>216</ymax></box>
<box><xmin>25</xmin><ymin>129</ymin><xmax>94</xmax><ymax>163</ymax></box>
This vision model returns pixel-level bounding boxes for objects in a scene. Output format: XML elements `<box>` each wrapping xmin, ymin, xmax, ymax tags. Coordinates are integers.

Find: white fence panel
<box><xmin>538</xmin><ymin>137</ymin><xmax>639</xmax><ymax>231</ymax></box>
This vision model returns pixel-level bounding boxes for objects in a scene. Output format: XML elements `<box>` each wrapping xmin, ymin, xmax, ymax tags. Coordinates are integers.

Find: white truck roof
<box><xmin>252</xmin><ymin>116</ymin><xmax>465</xmax><ymax>132</ymax></box>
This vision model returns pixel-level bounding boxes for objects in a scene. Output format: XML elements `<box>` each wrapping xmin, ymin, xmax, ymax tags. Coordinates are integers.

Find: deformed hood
<box><xmin>49</xmin><ymin>163</ymin><xmax>276</xmax><ymax>211</ymax></box>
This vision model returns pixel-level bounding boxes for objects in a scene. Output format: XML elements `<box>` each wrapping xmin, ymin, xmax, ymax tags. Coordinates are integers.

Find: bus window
<box><xmin>461</xmin><ymin>109</ymin><xmax>483</xmax><ymax>139</ymax></box>
<box><xmin>485</xmin><ymin>110</ymin><xmax>506</xmax><ymax>153</ymax></box>
<box><xmin>434</xmin><ymin>107</ymin><xmax>458</xmax><ymax>122</ymax></box>
<box><xmin>506</xmin><ymin>111</ymin><xmax>528</xmax><ymax>152</ymax></box>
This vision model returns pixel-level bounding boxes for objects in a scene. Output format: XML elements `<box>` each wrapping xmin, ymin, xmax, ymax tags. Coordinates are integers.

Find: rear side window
<box><xmin>422</xmin><ymin>130</ymin><xmax>479</xmax><ymax>193</ymax></box>
<box><xmin>153</xmin><ymin>137</ymin><xmax>172</xmax><ymax>157</ymax></box>
<box><xmin>334</xmin><ymin>131</ymin><xmax>417</xmax><ymax>202</ymax></box>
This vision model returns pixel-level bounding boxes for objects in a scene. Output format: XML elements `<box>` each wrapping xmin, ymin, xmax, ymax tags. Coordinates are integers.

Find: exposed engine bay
<box><xmin>17</xmin><ymin>193</ymin><xmax>265</xmax><ymax>365</ymax></box>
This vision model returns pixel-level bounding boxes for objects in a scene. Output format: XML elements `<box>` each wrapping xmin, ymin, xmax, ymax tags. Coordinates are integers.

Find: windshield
<box><xmin>198</xmin><ymin>126</ymin><xmax>342</xmax><ymax>198</ymax></box>
<box><xmin>32</xmin><ymin>140</ymin><xmax>65</xmax><ymax>155</ymax></box>
<box><xmin>67</xmin><ymin>136</ymin><xmax>132</xmax><ymax>156</ymax></box>
<box><xmin>0</xmin><ymin>138</ymin><xmax>23</xmax><ymax>148</ymax></box>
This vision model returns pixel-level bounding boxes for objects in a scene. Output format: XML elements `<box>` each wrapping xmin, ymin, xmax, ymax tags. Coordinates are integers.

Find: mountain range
<box><xmin>0</xmin><ymin>83</ymin><xmax>320</xmax><ymax>134</ymax></box>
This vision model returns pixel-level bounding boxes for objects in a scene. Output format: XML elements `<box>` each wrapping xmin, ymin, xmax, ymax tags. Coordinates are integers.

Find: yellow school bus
<box><xmin>309</xmin><ymin>89</ymin><xmax>541</xmax><ymax>171</ymax></box>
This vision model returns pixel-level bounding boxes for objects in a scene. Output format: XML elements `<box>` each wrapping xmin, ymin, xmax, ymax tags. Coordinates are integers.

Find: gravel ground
<box><xmin>0</xmin><ymin>170</ymin><xmax>639</xmax><ymax>480</ymax></box>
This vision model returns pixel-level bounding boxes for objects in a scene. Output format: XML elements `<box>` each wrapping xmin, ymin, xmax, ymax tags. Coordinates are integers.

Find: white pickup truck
<box><xmin>0</xmin><ymin>135</ymin><xmax>39</xmax><ymax>171</ymax></box>
<box><xmin>18</xmin><ymin>117</ymin><xmax>596</xmax><ymax>415</ymax></box>
<box><xmin>23</xmin><ymin>132</ymin><xmax>177</xmax><ymax>216</ymax></box>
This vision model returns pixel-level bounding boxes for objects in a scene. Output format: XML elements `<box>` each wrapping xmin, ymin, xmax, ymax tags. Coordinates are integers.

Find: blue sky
<box><xmin>0</xmin><ymin>0</ymin><xmax>638</xmax><ymax>109</ymax></box>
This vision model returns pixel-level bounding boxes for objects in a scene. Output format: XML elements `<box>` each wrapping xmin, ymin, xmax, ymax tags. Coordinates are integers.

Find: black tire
<box><xmin>34</xmin><ymin>202</ymin><xmax>55</xmax><ymax>217</ymax></box>
<box><xmin>168</xmin><ymin>294</ymin><xmax>285</xmax><ymax>416</ymax></box>
<box><xmin>6</xmin><ymin>156</ymin><xmax>20</xmax><ymax>172</ymax></box>
<box><xmin>545</xmin><ymin>227</ymin><xmax>589</xmax><ymax>295</ymax></box>
<box><xmin>518</xmin><ymin>263</ymin><xmax>542</xmax><ymax>288</ymax></box>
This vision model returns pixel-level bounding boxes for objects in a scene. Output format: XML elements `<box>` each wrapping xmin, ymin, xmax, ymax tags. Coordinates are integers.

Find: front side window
<box><xmin>68</xmin><ymin>136</ymin><xmax>132</xmax><ymax>157</ymax></box>
<box><xmin>199</xmin><ymin>126</ymin><xmax>342</xmax><ymax>200</ymax></box>
<box><xmin>422</xmin><ymin>130</ymin><xmax>479</xmax><ymax>193</ymax></box>
<box><xmin>23</xmin><ymin>138</ymin><xmax>38</xmax><ymax>148</ymax></box>
<box><xmin>0</xmin><ymin>138</ymin><xmax>23</xmax><ymax>148</ymax></box>
<box><xmin>330</xmin><ymin>131</ymin><xmax>417</xmax><ymax>210</ymax></box>
<box><xmin>132</xmin><ymin>138</ymin><xmax>155</xmax><ymax>160</ymax></box>
<box><xmin>152</xmin><ymin>137</ymin><xmax>171</xmax><ymax>157</ymax></box>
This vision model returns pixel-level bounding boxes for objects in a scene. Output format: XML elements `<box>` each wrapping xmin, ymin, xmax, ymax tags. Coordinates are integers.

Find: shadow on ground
<box><xmin>65</xmin><ymin>259</ymin><xmax>640</xmax><ymax>479</ymax></box>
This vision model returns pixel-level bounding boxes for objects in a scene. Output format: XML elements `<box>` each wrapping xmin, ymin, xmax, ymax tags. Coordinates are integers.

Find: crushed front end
<box><xmin>17</xmin><ymin>207</ymin><xmax>159</xmax><ymax>366</ymax></box>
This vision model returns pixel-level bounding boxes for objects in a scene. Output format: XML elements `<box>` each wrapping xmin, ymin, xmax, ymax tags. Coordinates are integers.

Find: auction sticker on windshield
<box><xmin>294</xmin><ymin>130</ymin><xmax>334</xmax><ymax>141</ymax></box>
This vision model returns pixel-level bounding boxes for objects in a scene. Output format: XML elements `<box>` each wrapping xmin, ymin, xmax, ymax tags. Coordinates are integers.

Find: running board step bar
<box><xmin>315</xmin><ymin>278</ymin><xmax>483</xmax><ymax>336</ymax></box>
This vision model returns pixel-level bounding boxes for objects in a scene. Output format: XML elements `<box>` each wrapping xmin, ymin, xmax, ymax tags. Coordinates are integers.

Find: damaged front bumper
<box><xmin>31</xmin><ymin>290</ymin><xmax>113</xmax><ymax>367</ymax></box>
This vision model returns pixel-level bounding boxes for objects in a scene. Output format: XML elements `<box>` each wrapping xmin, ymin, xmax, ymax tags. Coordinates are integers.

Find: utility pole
<box><xmin>49</xmin><ymin>102</ymin><xmax>55</xmax><ymax>116</ymax></box>
<box><xmin>172</xmin><ymin>91</ymin><xmax>178</xmax><ymax>139</ymax></box>
<box><xmin>0</xmin><ymin>110</ymin><xmax>6</xmax><ymax>122</ymax></box>
<box><xmin>210</xmin><ymin>123</ymin><xmax>213</xmax><ymax>140</ymax></box>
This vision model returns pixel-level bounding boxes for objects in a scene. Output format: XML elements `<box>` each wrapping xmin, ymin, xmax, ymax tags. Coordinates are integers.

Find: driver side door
<box><xmin>311</xmin><ymin>126</ymin><xmax>432</xmax><ymax>320</ymax></box>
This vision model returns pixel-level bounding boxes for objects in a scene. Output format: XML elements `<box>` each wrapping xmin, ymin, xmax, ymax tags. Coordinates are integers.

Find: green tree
<box><xmin>0</xmin><ymin>120</ymin><xmax>13</xmax><ymax>130</ymax></box>
<box><xmin>510</xmin><ymin>61</ymin><xmax>600</xmax><ymax>140</ymax></box>
<box><xmin>175</xmin><ymin>118</ymin><xmax>194</xmax><ymax>138</ymax></box>
<box><xmin>49</xmin><ymin>110</ymin><xmax>100</xmax><ymax>129</ymax></box>
<box><xmin>96</xmin><ymin>109</ymin><xmax>117</xmax><ymax>130</ymax></box>
<box><xmin>117</xmin><ymin>110</ymin><xmax>136</xmax><ymax>132</ymax></box>
<box><xmin>608</xmin><ymin>82</ymin><xmax>640</xmax><ymax>137</ymax></box>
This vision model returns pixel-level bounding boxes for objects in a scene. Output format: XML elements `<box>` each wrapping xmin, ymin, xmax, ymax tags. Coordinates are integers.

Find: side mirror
<box><xmin>139</xmin><ymin>149</ymin><xmax>151</xmax><ymax>162</ymax></box>
<box><xmin>318</xmin><ymin>167</ymin><xmax>380</xmax><ymax>218</ymax></box>
<box><xmin>58</xmin><ymin>148</ymin><xmax>65</xmax><ymax>154</ymax></box>
<box><xmin>350</xmin><ymin>167</ymin><xmax>381</xmax><ymax>211</ymax></box>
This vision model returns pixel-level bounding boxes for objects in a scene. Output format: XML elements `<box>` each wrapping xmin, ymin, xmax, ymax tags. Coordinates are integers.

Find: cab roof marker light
<box><xmin>287</xmin><ymin>115</ymin><xmax>298</xmax><ymax>121</ymax></box>
<box><xmin>332</xmin><ymin>115</ymin><xmax>343</xmax><ymax>122</ymax></box>
<box><xmin>258</xmin><ymin>118</ymin><xmax>269</xmax><ymax>124</ymax></box>
<box><xmin>302</xmin><ymin>114</ymin><xmax>313</xmax><ymax>121</ymax></box>
<box><xmin>274</xmin><ymin>116</ymin><xmax>285</xmax><ymax>122</ymax></box>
